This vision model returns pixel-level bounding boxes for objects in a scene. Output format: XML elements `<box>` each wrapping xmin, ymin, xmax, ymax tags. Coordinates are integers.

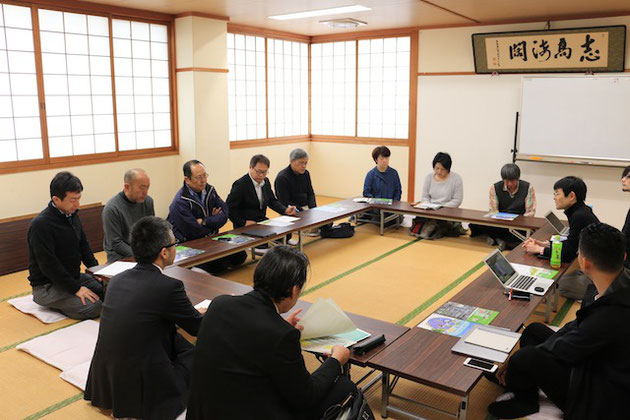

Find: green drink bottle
<box><xmin>550</xmin><ymin>236</ymin><xmax>562</xmax><ymax>269</ymax></box>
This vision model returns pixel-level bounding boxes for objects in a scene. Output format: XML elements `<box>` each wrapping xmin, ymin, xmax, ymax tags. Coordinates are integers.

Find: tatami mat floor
<box><xmin>0</xmin><ymin>196</ymin><xmax>579</xmax><ymax>419</ymax></box>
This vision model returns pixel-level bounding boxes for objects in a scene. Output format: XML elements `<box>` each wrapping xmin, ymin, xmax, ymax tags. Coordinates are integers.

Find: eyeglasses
<box><xmin>253</xmin><ymin>168</ymin><xmax>268</xmax><ymax>176</ymax></box>
<box><xmin>190</xmin><ymin>173</ymin><xmax>209</xmax><ymax>181</ymax></box>
<box><xmin>164</xmin><ymin>240</ymin><xmax>179</xmax><ymax>249</ymax></box>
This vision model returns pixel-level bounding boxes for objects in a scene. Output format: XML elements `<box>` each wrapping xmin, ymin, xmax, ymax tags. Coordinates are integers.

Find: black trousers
<box><xmin>505</xmin><ymin>322</ymin><xmax>571</xmax><ymax>411</ymax></box>
<box><xmin>302</xmin><ymin>375</ymin><xmax>358</xmax><ymax>420</ymax></box>
<box><xmin>197</xmin><ymin>251</ymin><xmax>247</xmax><ymax>275</ymax></box>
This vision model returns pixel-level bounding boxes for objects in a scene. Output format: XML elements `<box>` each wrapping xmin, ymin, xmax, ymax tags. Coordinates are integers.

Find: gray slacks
<box><xmin>32</xmin><ymin>273</ymin><xmax>103</xmax><ymax>320</ymax></box>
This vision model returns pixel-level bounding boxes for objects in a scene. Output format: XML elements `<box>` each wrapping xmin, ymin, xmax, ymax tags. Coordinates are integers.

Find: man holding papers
<box><xmin>187</xmin><ymin>246</ymin><xmax>357</xmax><ymax>420</ymax></box>
<box><xmin>85</xmin><ymin>216</ymin><xmax>204</xmax><ymax>420</ymax></box>
<box><xmin>487</xmin><ymin>223</ymin><xmax>630</xmax><ymax>419</ymax></box>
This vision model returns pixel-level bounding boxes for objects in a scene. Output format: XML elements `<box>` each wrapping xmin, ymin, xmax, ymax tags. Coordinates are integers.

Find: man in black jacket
<box><xmin>187</xmin><ymin>246</ymin><xmax>357</xmax><ymax>420</ymax></box>
<box><xmin>622</xmin><ymin>165</ymin><xmax>630</xmax><ymax>268</ymax></box>
<box><xmin>488</xmin><ymin>223</ymin><xmax>630</xmax><ymax>419</ymax></box>
<box><xmin>523</xmin><ymin>176</ymin><xmax>599</xmax><ymax>298</ymax></box>
<box><xmin>226</xmin><ymin>154</ymin><xmax>297</xmax><ymax>228</ymax></box>
<box><xmin>28</xmin><ymin>172</ymin><xmax>103</xmax><ymax>319</ymax></box>
<box><xmin>275</xmin><ymin>148</ymin><xmax>317</xmax><ymax>210</ymax></box>
<box><xmin>85</xmin><ymin>216</ymin><xmax>204</xmax><ymax>420</ymax></box>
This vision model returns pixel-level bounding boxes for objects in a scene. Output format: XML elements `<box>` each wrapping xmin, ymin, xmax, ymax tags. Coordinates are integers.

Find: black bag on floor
<box><xmin>320</xmin><ymin>390</ymin><xmax>375</xmax><ymax>420</ymax></box>
<box><xmin>320</xmin><ymin>222</ymin><xmax>354</xmax><ymax>239</ymax></box>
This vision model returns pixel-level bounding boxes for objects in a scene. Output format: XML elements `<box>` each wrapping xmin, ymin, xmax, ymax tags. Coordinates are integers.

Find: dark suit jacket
<box><xmin>226</xmin><ymin>173</ymin><xmax>287</xmax><ymax>228</ymax></box>
<box><xmin>187</xmin><ymin>290</ymin><xmax>342</xmax><ymax>420</ymax></box>
<box><xmin>85</xmin><ymin>264</ymin><xmax>202</xmax><ymax>420</ymax></box>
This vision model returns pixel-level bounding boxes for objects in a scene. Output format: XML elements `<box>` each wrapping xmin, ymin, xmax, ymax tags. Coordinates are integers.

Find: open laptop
<box><xmin>483</xmin><ymin>249</ymin><xmax>554</xmax><ymax>296</ymax></box>
<box><xmin>544</xmin><ymin>210</ymin><xmax>570</xmax><ymax>236</ymax></box>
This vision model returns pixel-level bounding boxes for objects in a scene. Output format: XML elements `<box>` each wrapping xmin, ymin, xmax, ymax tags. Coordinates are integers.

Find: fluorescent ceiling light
<box><xmin>269</xmin><ymin>5</ymin><xmax>370</xmax><ymax>21</ymax></box>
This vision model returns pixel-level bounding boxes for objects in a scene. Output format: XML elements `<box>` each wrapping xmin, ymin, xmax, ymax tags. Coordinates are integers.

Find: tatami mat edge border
<box><xmin>302</xmin><ymin>238</ymin><xmax>422</xmax><ymax>296</ymax></box>
<box><xmin>0</xmin><ymin>291</ymin><xmax>31</xmax><ymax>303</ymax></box>
<box><xmin>23</xmin><ymin>392</ymin><xmax>84</xmax><ymax>420</ymax></box>
<box><xmin>550</xmin><ymin>298</ymin><xmax>575</xmax><ymax>327</ymax></box>
<box><xmin>0</xmin><ymin>321</ymin><xmax>79</xmax><ymax>353</ymax></box>
<box><xmin>396</xmin><ymin>261</ymin><xmax>485</xmax><ymax>325</ymax></box>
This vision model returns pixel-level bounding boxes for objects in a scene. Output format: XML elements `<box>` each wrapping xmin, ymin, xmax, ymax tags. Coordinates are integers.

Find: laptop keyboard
<box><xmin>510</xmin><ymin>275</ymin><xmax>537</xmax><ymax>290</ymax></box>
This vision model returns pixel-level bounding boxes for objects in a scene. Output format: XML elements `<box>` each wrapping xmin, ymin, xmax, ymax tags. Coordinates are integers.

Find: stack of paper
<box><xmin>93</xmin><ymin>261</ymin><xmax>137</xmax><ymax>277</ymax></box>
<box><xmin>259</xmin><ymin>215</ymin><xmax>300</xmax><ymax>227</ymax></box>
<box><xmin>484</xmin><ymin>211</ymin><xmax>519</xmax><ymax>221</ymax></box>
<box><xmin>297</xmin><ymin>298</ymin><xmax>370</xmax><ymax>353</ymax></box>
<box><xmin>414</xmin><ymin>202</ymin><xmax>442</xmax><ymax>210</ymax></box>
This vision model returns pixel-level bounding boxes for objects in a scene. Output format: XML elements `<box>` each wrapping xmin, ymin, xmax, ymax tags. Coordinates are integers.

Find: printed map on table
<box><xmin>418</xmin><ymin>302</ymin><xmax>500</xmax><ymax>337</ymax></box>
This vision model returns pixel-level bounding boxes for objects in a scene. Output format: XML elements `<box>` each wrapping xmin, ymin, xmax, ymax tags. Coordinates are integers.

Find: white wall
<box><xmin>416</xmin><ymin>17</ymin><xmax>630</xmax><ymax>228</ymax></box>
<box><xmin>309</xmin><ymin>142</ymin><xmax>409</xmax><ymax>199</ymax></box>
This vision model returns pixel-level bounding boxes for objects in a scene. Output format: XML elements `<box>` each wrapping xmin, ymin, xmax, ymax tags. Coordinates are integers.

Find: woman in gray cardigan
<box><xmin>413</xmin><ymin>152</ymin><xmax>464</xmax><ymax>239</ymax></box>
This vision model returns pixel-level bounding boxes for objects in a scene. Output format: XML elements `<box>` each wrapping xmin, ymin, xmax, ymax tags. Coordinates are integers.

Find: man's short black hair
<box><xmin>250</xmin><ymin>154</ymin><xmax>270</xmax><ymax>168</ymax></box>
<box><xmin>50</xmin><ymin>171</ymin><xmax>83</xmax><ymax>200</ymax></box>
<box><xmin>579</xmin><ymin>222</ymin><xmax>626</xmax><ymax>273</ymax></box>
<box><xmin>432</xmin><ymin>152</ymin><xmax>452</xmax><ymax>172</ymax></box>
<box><xmin>500</xmin><ymin>163</ymin><xmax>521</xmax><ymax>181</ymax></box>
<box><xmin>371</xmin><ymin>146</ymin><xmax>391</xmax><ymax>163</ymax></box>
<box><xmin>253</xmin><ymin>245</ymin><xmax>309</xmax><ymax>302</ymax></box>
<box><xmin>131</xmin><ymin>216</ymin><xmax>174</xmax><ymax>264</ymax></box>
<box><xmin>622</xmin><ymin>165</ymin><xmax>630</xmax><ymax>179</ymax></box>
<box><xmin>183</xmin><ymin>160</ymin><xmax>203</xmax><ymax>178</ymax></box>
<box><xmin>553</xmin><ymin>176</ymin><xmax>587</xmax><ymax>203</ymax></box>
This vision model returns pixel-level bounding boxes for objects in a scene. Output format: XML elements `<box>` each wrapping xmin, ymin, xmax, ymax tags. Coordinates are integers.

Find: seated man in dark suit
<box><xmin>226</xmin><ymin>154</ymin><xmax>298</xmax><ymax>229</ymax></box>
<box><xmin>85</xmin><ymin>216</ymin><xmax>204</xmax><ymax>420</ymax></box>
<box><xmin>28</xmin><ymin>171</ymin><xmax>103</xmax><ymax>320</ymax></box>
<box><xmin>187</xmin><ymin>245</ymin><xmax>358</xmax><ymax>420</ymax></box>
<box><xmin>487</xmin><ymin>223</ymin><xmax>630</xmax><ymax>419</ymax></box>
<box><xmin>168</xmin><ymin>159</ymin><xmax>246</xmax><ymax>274</ymax></box>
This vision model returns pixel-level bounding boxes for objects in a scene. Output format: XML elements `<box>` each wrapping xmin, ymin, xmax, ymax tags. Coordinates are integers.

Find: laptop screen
<box><xmin>545</xmin><ymin>211</ymin><xmax>565</xmax><ymax>232</ymax></box>
<box><xmin>485</xmin><ymin>251</ymin><xmax>516</xmax><ymax>285</ymax></box>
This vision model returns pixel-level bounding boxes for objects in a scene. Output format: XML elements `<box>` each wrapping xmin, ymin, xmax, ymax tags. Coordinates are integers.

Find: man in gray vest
<box><xmin>102</xmin><ymin>168</ymin><xmax>155</xmax><ymax>262</ymax></box>
<box><xmin>470</xmin><ymin>163</ymin><xmax>536</xmax><ymax>250</ymax></box>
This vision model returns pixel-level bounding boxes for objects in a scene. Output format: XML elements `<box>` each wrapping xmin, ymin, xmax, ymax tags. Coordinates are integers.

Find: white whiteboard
<box><xmin>518</xmin><ymin>76</ymin><xmax>630</xmax><ymax>164</ymax></box>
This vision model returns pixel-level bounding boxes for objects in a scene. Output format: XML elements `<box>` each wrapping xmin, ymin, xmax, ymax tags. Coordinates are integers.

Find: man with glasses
<box><xmin>168</xmin><ymin>160</ymin><xmax>246</xmax><ymax>273</ymax></box>
<box><xmin>227</xmin><ymin>154</ymin><xmax>297</xmax><ymax>229</ymax></box>
<box><xmin>85</xmin><ymin>216</ymin><xmax>204</xmax><ymax>420</ymax></box>
<box><xmin>622</xmin><ymin>165</ymin><xmax>630</xmax><ymax>268</ymax></box>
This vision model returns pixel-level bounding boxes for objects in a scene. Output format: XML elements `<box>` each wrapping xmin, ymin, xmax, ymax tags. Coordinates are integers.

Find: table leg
<box><xmin>545</xmin><ymin>290</ymin><xmax>552</xmax><ymax>323</ymax></box>
<box><xmin>299</xmin><ymin>230</ymin><xmax>304</xmax><ymax>253</ymax></box>
<box><xmin>553</xmin><ymin>282</ymin><xmax>559</xmax><ymax>312</ymax></box>
<box><xmin>381</xmin><ymin>372</ymin><xmax>389</xmax><ymax>418</ymax></box>
<box><xmin>380</xmin><ymin>210</ymin><xmax>385</xmax><ymax>236</ymax></box>
<box><xmin>457</xmin><ymin>395</ymin><xmax>468</xmax><ymax>420</ymax></box>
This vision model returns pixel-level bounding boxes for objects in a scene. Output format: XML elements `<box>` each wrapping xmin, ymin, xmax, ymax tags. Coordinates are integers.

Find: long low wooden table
<box><xmin>175</xmin><ymin>199</ymin><xmax>371</xmax><ymax>267</ymax></box>
<box><xmin>162</xmin><ymin>265</ymin><xmax>409</xmax><ymax>374</ymax></box>
<box><xmin>370</xmin><ymin>201</ymin><xmax>547</xmax><ymax>236</ymax></box>
<box><xmin>366</xmin><ymin>224</ymin><xmax>571</xmax><ymax>420</ymax></box>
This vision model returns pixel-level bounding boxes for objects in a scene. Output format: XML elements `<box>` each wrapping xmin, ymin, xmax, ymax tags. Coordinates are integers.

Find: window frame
<box><xmin>227</xmin><ymin>24</ymin><xmax>418</xmax><ymax>150</ymax></box>
<box><xmin>227</xmin><ymin>24</ymin><xmax>310</xmax><ymax>149</ymax></box>
<box><xmin>0</xmin><ymin>0</ymin><xmax>177</xmax><ymax>175</ymax></box>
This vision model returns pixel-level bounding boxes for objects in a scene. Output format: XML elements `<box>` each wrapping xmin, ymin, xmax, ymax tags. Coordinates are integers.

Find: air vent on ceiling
<box><xmin>319</xmin><ymin>18</ymin><xmax>367</xmax><ymax>29</ymax></box>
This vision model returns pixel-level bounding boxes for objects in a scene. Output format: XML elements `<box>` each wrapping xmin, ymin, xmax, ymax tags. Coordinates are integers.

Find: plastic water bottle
<box><xmin>550</xmin><ymin>235</ymin><xmax>562</xmax><ymax>269</ymax></box>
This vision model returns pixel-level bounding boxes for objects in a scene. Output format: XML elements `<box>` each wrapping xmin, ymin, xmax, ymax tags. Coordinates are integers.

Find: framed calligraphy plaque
<box><xmin>472</xmin><ymin>26</ymin><xmax>625</xmax><ymax>73</ymax></box>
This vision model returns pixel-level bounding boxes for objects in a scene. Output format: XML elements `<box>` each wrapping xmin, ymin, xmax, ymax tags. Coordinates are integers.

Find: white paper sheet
<box><xmin>93</xmin><ymin>261</ymin><xmax>137</xmax><ymax>277</ymax></box>
<box><xmin>298</xmin><ymin>298</ymin><xmax>357</xmax><ymax>340</ymax></box>
<box><xmin>194</xmin><ymin>299</ymin><xmax>212</xmax><ymax>310</ymax></box>
<box><xmin>464</xmin><ymin>328</ymin><xmax>519</xmax><ymax>353</ymax></box>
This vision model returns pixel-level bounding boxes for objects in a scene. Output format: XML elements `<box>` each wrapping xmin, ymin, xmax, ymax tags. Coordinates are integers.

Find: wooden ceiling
<box><xmin>79</xmin><ymin>0</ymin><xmax>630</xmax><ymax>35</ymax></box>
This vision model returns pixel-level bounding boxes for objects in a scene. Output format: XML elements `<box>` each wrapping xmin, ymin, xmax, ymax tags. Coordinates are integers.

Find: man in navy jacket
<box><xmin>167</xmin><ymin>160</ymin><xmax>246</xmax><ymax>274</ymax></box>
